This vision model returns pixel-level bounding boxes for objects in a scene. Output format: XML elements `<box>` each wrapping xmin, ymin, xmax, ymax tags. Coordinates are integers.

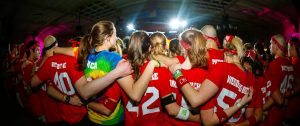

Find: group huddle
<box><xmin>7</xmin><ymin>20</ymin><xmax>300</xmax><ymax>126</ymax></box>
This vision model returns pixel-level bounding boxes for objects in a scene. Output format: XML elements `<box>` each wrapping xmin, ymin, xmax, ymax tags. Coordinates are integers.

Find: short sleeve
<box><xmin>106</xmin><ymin>51</ymin><xmax>122</xmax><ymax>69</ymax></box>
<box><xmin>36</xmin><ymin>58</ymin><xmax>51</xmax><ymax>82</ymax></box>
<box><xmin>104</xmin><ymin>82</ymin><xmax>121</xmax><ymax>101</ymax></box>
<box><xmin>158</xmin><ymin>68</ymin><xmax>173</xmax><ymax>97</ymax></box>
<box><xmin>207</xmin><ymin>63</ymin><xmax>226</xmax><ymax>88</ymax></box>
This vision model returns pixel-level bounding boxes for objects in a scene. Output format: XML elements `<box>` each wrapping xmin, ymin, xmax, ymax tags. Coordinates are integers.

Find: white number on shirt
<box><xmin>280</xmin><ymin>75</ymin><xmax>294</xmax><ymax>94</ymax></box>
<box><xmin>54</xmin><ymin>72</ymin><xmax>75</xmax><ymax>95</ymax></box>
<box><xmin>217</xmin><ymin>88</ymin><xmax>245</xmax><ymax>122</ymax></box>
<box><xmin>126</xmin><ymin>87</ymin><xmax>160</xmax><ymax>116</ymax></box>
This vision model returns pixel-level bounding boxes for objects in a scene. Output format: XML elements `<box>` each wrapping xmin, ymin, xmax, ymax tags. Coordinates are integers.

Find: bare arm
<box><xmin>75</xmin><ymin>59</ymin><xmax>132</xmax><ymax>100</ymax></box>
<box><xmin>87</xmin><ymin>101</ymin><xmax>114</xmax><ymax>116</ymax></box>
<box><xmin>164</xmin><ymin>95</ymin><xmax>201</xmax><ymax>122</ymax></box>
<box><xmin>271</xmin><ymin>89</ymin><xmax>285</xmax><ymax>107</ymax></box>
<box><xmin>263</xmin><ymin>97</ymin><xmax>274</xmax><ymax>110</ymax></box>
<box><xmin>47</xmin><ymin>85</ymin><xmax>83</xmax><ymax>106</ymax></box>
<box><xmin>53</xmin><ymin>47</ymin><xmax>74</xmax><ymax>56</ymax></box>
<box><xmin>228</xmin><ymin>107</ymin><xmax>262</xmax><ymax>126</ymax></box>
<box><xmin>155</xmin><ymin>55</ymin><xmax>179</xmax><ymax>67</ymax></box>
<box><xmin>31</xmin><ymin>75</ymin><xmax>42</xmax><ymax>88</ymax></box>
<box><xmin>117</xmin><ymin>60</ymin><xmax>158</xmax><ymax>102</ymax></box>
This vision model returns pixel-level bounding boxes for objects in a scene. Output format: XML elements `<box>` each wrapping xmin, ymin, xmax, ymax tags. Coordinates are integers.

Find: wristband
<box><xmin>155</xmin><ymin>60</ymin><xmax>161</xmax><ymax>68</ymax></box>
<box><xmin>248</xmin><ymin>115</ymin><xmax>256</xmax><ymax>126</ymax></box>
<box><xmin>216</xmin><ymin>109</ymin><xmax>228</xmax><ymax>124</ymax></box>
<box><xmin>175</xmin><ymin>76</ymin><xmax>189</xmax><ymax>89</ymax></box>
<box><xmin>64</xmin><ymin>95</ymin><xmax>71</xmax><ymax>104</ymax></box>
<box><xmin>234</xmin><ymin>99</ymin><xmax>242</xmax><ymax>108</ymax></box>
<box><xmin>173</xmin><ymin>69</ymin><xmax>183</xmax><ymax>79</ymax></box>
<box><xmin>176</xmin><ymin>107</ymin><xmax>190</xmax><ymax>120</ymax></box>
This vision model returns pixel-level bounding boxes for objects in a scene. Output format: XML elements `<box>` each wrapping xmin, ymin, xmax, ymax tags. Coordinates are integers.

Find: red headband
<box><xmin>204</xmin><ymin>34</ymin><xmax>221</xmax><ymax>47</ymax></box>
<box><xmin>271</xmin><ymin>36</ymin><xmax>285</xmax><ymax>52</ymax></box>
<box><xmin>224</xmin><ymin>48</ymin><xmax>238</xmax><ymax>55</ymax></box>
<box><xmin>245</xmin><ymin>50</ymin><xmax>256</xmax><ymax>61</ymax></box>
<box><xmin>180</xmin><ymin>39</ymin><xmax>191</xmax><ymax>50</ymax></box>
<box><xmin>224</xmin><ymin>35</ymin><xmax>235</xmax><ymax>43</ymax></box>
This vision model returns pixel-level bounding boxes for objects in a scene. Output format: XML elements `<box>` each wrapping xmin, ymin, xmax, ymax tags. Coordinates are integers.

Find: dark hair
<box><xmin>169</xmin><ymin>38</ymin><xmax>181</xmax><ymax>57</ymax></box>
<box><xmin>181</xmin><ymin>29</ymin><xmax>208</xmax><ymax>68</ymax></box>
<box><xmin>127</xmin><ymin>31</ymin><xmax>151</xmax><ymax>80</ymax></box>
<box><xmin>25</xmin><ymin>40</ymin><xmax>38</xmax><ymax>59</ymax></box>
<box><xmin>77</xmin><ymin>21</ymin><xmax>115</xmax><ymax>71</ymax></box>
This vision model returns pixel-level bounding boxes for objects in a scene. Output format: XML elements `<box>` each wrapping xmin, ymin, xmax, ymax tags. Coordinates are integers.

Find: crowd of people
<box><xmin>2</xmin><ymin>20</ymin><xmax>300</xmax><ymax>126</ymax></box>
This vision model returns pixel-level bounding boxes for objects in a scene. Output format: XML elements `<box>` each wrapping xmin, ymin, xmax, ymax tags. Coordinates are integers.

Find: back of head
<box><xmin>223</xmin><ymin>35</ymin><xmax>244</xmax><ymax>59</ymax></box>
<box><xmin>127</xmin><ymin>30</ymin><xmax>151</xmax><ymax>80</ymax></box>
<box><xmin>77</xmin><ymin>20</ymin><xmax>115</xmax><ymax>71</ymax></box>
<box><xmin>201</xmin><ymin>25</ymin><xmax>217</xmax><ymax>37</ymax></box>
<box><xmin>43</xmin><ymin>35</ymin><xmax>57</xmax><ymax>56</ymax></box>
<box><xmin>180</xmin><ymin>29</ymin><xmax>208</xmax><ymax>68</ymax></box>
<box><xmin>25</xmin><ymin>40</ymin><xmax>38</xmax><ymax>59</ymax></box>
<box><xmin>150</xmin><ymin>31</ymin><xmax>168</xmax><ymax>57</ymax></box>
<box><xmin>201</xmin><ymin>25</ymin><xmax>220</xmax><ymax>49</ymax></box>
<box><xmin>169</xmin><ymin>38</ymin><xmax>181</xmax><ymax>57</ymax></box>
<box><xmin>271</xmin><ymin>34</ymin><xmax>286</xmax><ymax>54</ymax></box>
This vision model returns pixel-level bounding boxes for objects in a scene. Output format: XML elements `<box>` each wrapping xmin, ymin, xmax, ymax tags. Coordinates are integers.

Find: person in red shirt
<box><xmin>283</xmin><ymin>35</ymin><xmax>300</xmax><ymax>126</ymax></box>
<box><xmin>201</xmin><ymin>25</ymin><xmax>224</xmax><ymax>70</ymax></box>
<box><xmin>21</xmin><ymin>40</ymin><xmax>45</xmax><ymax>122</ymax></box>
<box><xmin>91</xmin><ymin>31</ymin><xmax>200</xmax><ymax>126</ymax></box>
<box><xmin>169</xmin><ymin>34</ymin><xmax>254</xmax><ymax>126</ymax></box>
<box><xmin>261</xmin><ymin>34</ymin><xmax>295</xmax><ymax>126</ymax></box>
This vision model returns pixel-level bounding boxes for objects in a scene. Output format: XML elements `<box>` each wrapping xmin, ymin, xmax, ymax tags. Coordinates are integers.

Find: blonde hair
<box><xmin>149</xmin><ymin>32</ymin><xmax>168</xmax><ymax>59</ymax></box>
<box><xmin>223</xmin><ymin>35</ymin><xmax>245</xmax><ymax>59</ymax></box>
<box><xmin>181</xmin><ymin>29</ymin><xmax>208</xmax><ymax>68</ymax></box>
<box><xmin>109</xmin><ymin>37</ymin><xmax>123</xmax><ymax>56</ymax></box>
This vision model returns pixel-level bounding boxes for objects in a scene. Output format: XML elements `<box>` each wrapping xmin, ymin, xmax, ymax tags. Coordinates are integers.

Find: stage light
<box><xmin>169</xmin><ymin>18</ymin><xmax>187</xmax><ymax>29</ymax></box>
<box><xmin>127</xmin><ymin>24</ymin><xmax>135</xmax><ymax>31</ymax></box>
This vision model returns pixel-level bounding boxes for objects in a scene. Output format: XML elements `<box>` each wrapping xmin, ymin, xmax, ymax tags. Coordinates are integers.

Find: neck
<box><xmin>95</xmin><ymin>45</ymin><xmax>109</xmax><ymax>52</ymax></box>
<box><xmin>181</xmin><ymin>57</ymin><xmax>191</xmax><ymax>70</ymax></box>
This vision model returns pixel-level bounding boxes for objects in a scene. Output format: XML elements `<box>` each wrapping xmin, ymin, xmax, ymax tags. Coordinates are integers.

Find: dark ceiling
<box><xmin>0</xmin><ymin>0</ymin><xmax>299</xmax><ymax>45</ymax></box>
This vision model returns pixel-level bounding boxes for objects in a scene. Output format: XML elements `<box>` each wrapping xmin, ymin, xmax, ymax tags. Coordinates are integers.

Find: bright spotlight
<box><xmin>169</xmin><ymin>19</ymin><xmax>187</xmax><ymax>29</ymax></box>
<box><xmin>127</xmin><ymin>24</ymin><xmax>135</xmax><ymax>30</ymax></box>
<box><xmin>181</xmin><ymin>20</ymin><xmax>187</xmax><ymax>28</ymax></box>
<box><xmin>170</xmin><ymin>19</ymin><xmax>180</xmax><ymax>29</ymax></box>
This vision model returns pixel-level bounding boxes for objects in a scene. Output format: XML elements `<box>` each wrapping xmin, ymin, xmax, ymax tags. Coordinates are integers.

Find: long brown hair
<box><xmin>77</xmin><ymin>21</ymin><xmax>115</xmax><ymax>70</ymax></box>
<box><xmin>127</xmin><ymin>31</ymin><xmax>151</xmax><ymax>80</ymax></box>
<box><xmin>181</xmin><ymin>29</ymin><xmax>208</xmax><ymax>68</ymax></box>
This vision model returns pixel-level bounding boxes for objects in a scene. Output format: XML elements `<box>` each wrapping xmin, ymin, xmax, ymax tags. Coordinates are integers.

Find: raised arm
<box><xmin>53</xmin><ymin>47</ymin><xmax>74</xmax><ymax>56</ymax></box>
<box><xmin>75</xmin><ymin>59</ymin><xmax>132</xmax><ymax>100</ymax></box>
<box><xmin>200</xmin><ymin>91</ymin><xmax>253</xmax><ymax>126</ymax></box>
<box><xmin>163</xmin><ymin>94</ymin><xmax>201</xmax><ymax>123</ymax></box>
<box><xmin>117</xmin><ymin>60</ymin><xmax>158</xmax><ymax>102</ymax></box>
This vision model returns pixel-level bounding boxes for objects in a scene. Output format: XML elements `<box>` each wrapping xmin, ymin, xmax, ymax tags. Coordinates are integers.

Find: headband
<box><xmin>44</xmin><ymin>41</ymin><xmax>57</xmax><ymax>51</ymax></box>
<box><xmin>271</xmin><ymin>36</ymin><xmax>285</xmax><ymax>52</ymax></box>
<box><xmin>204</xmin><ymin>34</ymin><xmax>221</xmax><ymax>47</ymax></box>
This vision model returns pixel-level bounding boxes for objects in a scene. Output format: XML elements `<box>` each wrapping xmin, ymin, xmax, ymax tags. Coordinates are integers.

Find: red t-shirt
<box><xmin>285</xmin><ymin>57</ymin><xmax>300</xmax><ymax>119</ymax></box>
<box><xmin>261</xmin><ymin>57</ymin><xmax>295</xmax><ymax>126</ymax></box>
<box><xmin>202</xmin><ymin>62</ymin><xmax>255</xmax><ymax>123</ymax></box>
<box><xmin>106</xmin><ymin>62</ymin><xmax>174</xmax><ymax>126</ymax></box>
<box><xmin>207</xmin><ymin>48</ymin><xmax>224</xmax><ymax>71</ymax></box>
<box><xmin>36</xmin><ymin>54</ymin><xmax>87</xmax><ymax>124</ymax></box>
<box><xmin>165</xmin><ymin>56</ymin><xmax>206</xmax><ymax>126</ymax></box>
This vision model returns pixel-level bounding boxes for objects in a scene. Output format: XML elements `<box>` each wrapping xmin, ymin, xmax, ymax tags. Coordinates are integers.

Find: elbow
<box><xmin>201</xmin><ymin>118</ymin><xmax>214</xmax><ymax>126</ymax></box>
<box><xmin>190</xmin><ymin>99</ymin><xmax>200</xmax><ymax>108</ymax></box>
<box><xmin>103</xmin><ymin>110</ymin><xmax>113</xmax><ymax>116</ymax></box>
<box><xmin>77</xmin><ymin>91</ymin><xmax>89</xmax><ymax>100</ymax></box>
<box><xmin>131</xmin><ymin>95</ymin><xmax>142</xmax><ymax>103</ymax></box>
<box><xmin>167</xmin><ymin>109</ymin><xmax>178</xmax><ymax>117</ymax></box>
